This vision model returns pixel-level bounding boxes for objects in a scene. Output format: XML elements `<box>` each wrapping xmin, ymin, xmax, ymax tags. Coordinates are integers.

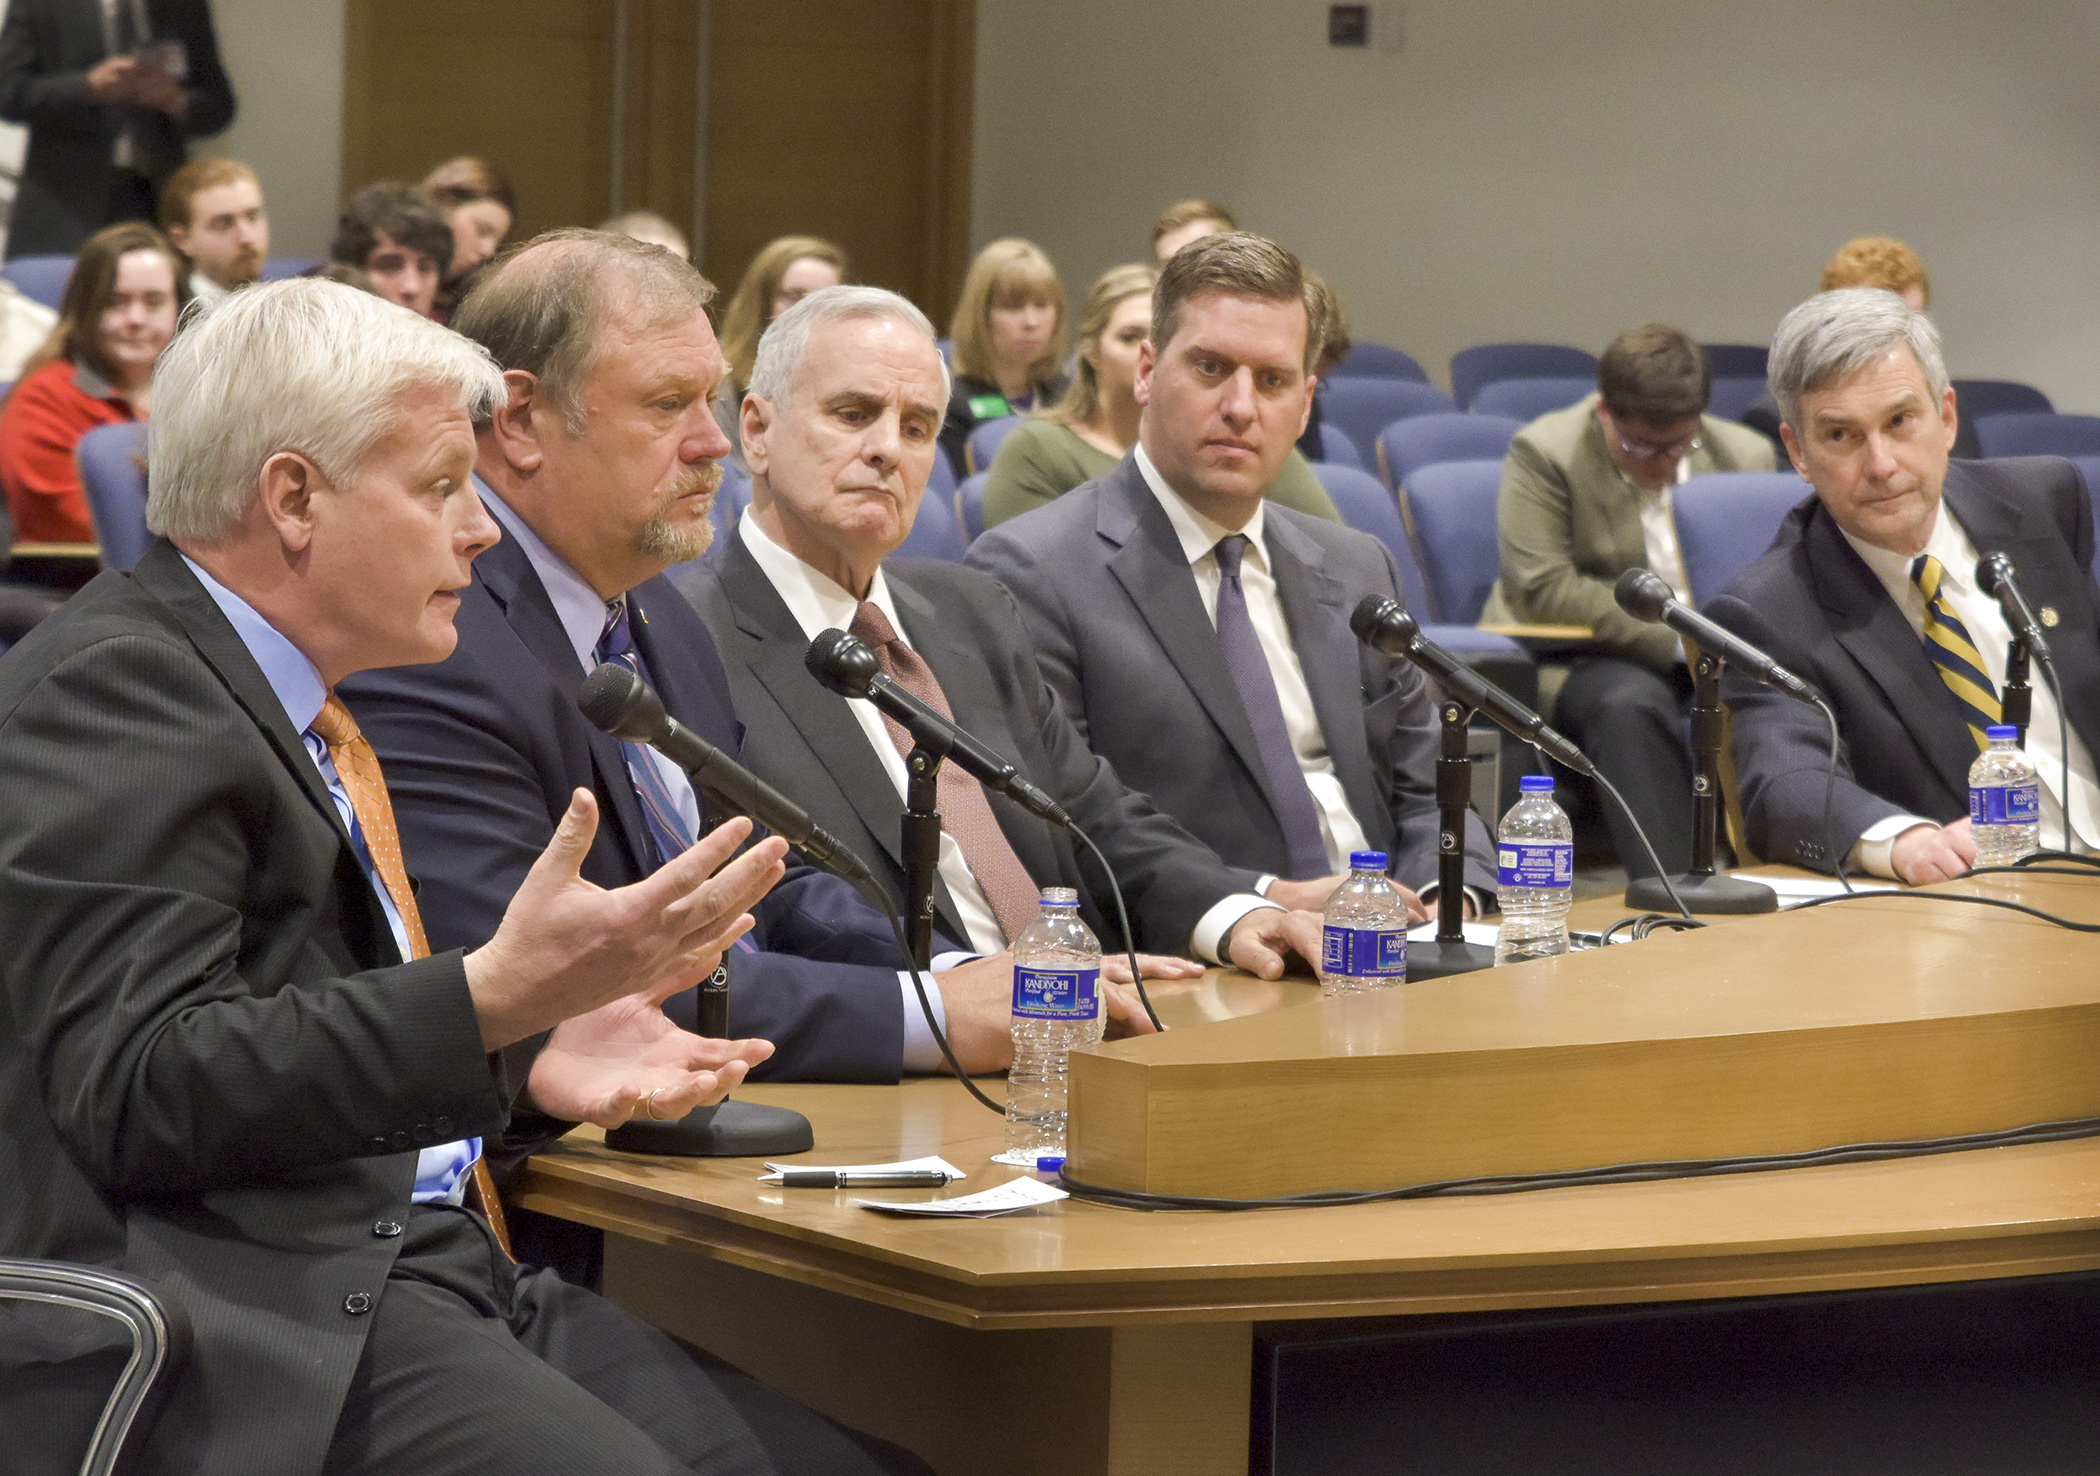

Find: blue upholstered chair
<box><xmin>956</xmin><ymin>471</ymin><xmax>988</xmax><ymax>542</ymax></box>
<box><xmin>1700</xmin><ymin>343</ymin><xmax>1769</xmax><ymax>379</ymax></box>
<box><xmin>1705</xmin><ymin>375</ymin><xmax>1769</xmax><ymax>424</ymax></box>
<box><xmin>1376</xmin><ymin>412</ymin><xmax>1521</xmax><ymax>492</ymax></box>
<box><xmin>1319</xmin><ymin>378</ymin><xmax>1457</xmax><ymax>470</ymax></box>
<box><xmin>1973</xmin><ymin>412</ymin><xmax>2100</xmax><ymax>460</ymax></box>
<box><xmin>899</xmin><ymin>454</ymin><xmax>967</xmax><ymax>560</ymax></box>
<box><xmin>2</xmin><ymin>254</ymin><xmax>72</xmax><ymax>309</ymax></box>
<box><xmin>1448</xmin><ymin>343</ymin><xmax>1596</xmax><ymax>410</ymax></box>
<box><xmin>1671</xmin><ymin>471</ymin><xmax>1812</xmax><ymax>607</ymax></box>
<box><xmin>75</xmin><ymin>422</ymin><xmax>152</xmax><ymax>570</ymax></box>
<box><xmin>1469</xmin><ymin>376</ymin><xmax>1594</xmax><ymax>424</ymax></box>
<box><xmin>1951</xmin><ymin>379</ymin><xmax>2051</xmax><ymax>420</ymax></box>
<box><xmin>965</xmin><ymin>414</ymin><xmax>1021</xmax><ymax>475</ymax></box>
<box><xmin>1332</xmin><ymin>342</ymin><xmax>1429</xmax><ymax>382</ymax></box>
<box><xmin>1314</xmin><ymin>420</ymin><xmax>1363</xmax><ymax>470</ymax></box>
<box><xmin>1396</xmin><ymin>459</ymin><xmax>1506</xmax><ymax>624</ymax></box>
<box><xmin>260</xmin><ymin>258</ymin><xmax>319</xmax><ymax>280</ymax></box>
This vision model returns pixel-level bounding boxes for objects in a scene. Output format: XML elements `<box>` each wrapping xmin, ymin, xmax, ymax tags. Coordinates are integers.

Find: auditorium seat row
<box><xmin>2</xmin><ymin>254</ymin><xmax>320</xmax><ymax>310</ymax></box>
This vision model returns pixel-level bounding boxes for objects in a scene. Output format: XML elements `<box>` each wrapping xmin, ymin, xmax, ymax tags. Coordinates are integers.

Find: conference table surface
<box><xmin>515</xmin><ymin>866</ymin><xmax>2100</xmax><ymax>1476</ymax></box>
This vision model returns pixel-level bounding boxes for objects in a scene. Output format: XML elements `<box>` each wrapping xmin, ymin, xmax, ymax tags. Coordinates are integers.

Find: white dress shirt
<box><xmin>1623</xmin><ymin>455</ymin><xmax>1693</xmax><ymax>602</ymax></box>
<box><xmin>1839</xmin><ymin>506</ymin><xmax>2099</xmax><ymax>875</ymax></box>
<box><xmin>737</xmin><ymin>510</ymin><xmax>1277</xmax><ymax>965</ymax></box>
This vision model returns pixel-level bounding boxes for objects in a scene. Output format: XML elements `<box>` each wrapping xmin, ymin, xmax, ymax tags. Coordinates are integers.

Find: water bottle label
<box><xmin>1012</xmin><ymin>965</ymin><xmax>1100</xmax><ymax>1019</ymax></box>
<box><xmin>1497</xmin><ymin>842</ymin><xmax>1573</xmax><ymax>889</ymax></box>
<box><xmin>1321</xmin><ymin>925</ymin><xmax>1407</xmax><ymax>979</ymax></box>
<box><xmin>1969</xmin><ymin>783</ymin><xmax>2040</xmax><ymax>826</ymax></box>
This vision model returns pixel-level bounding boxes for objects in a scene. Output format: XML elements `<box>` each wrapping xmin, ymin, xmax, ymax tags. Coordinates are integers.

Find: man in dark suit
<box><xmin>0</xmin><ymin>0</ymin><xmax>236</xmax><ymax>258</ymax></box>
<box><xmin>0</xmin><ymin>278</ymin><xmax>922</xmax><ymax>1474</ymax></box>
<box><xmin>675</xmin><ymin>283</ymin><xmax>1324</xmax><ymax>975</ymax></box>
<box><xmin>1708</xmin><ymin>287</ymin><xmax>2100</xmax><ymax>882</ymax></box>
<box><xmin>969</xmin><ymin>232</ymin><xmax>1494</xmax><ymax>905</ymax></box>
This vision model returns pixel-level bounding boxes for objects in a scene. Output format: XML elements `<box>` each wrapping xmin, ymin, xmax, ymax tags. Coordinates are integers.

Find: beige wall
<box><xmin>972</xmin><ymin>0</ymin><xmax>2100</xmax><ymax>412</ymax></box>
<box><xmin>206</xmin><ymin>0</ymin><xmax>346</xmax><ymax>261</ymax></box>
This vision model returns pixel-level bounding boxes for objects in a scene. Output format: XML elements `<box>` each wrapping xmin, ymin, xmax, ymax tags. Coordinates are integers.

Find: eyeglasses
<box><xmin>1616</xmin><ymin>431</ymin><xmax>1702</xmax><ymax>461</ymax></box>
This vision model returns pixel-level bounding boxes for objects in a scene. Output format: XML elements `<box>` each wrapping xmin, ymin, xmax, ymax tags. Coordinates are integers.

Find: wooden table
<box><xmin>516</xmin><ymin>868</ymin><xmax>2100</xmax><ymax>1476</ymax></box>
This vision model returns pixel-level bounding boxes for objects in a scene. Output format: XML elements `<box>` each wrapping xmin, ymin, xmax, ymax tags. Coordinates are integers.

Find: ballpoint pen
<box><xmin>778</xmin><ymin>1169</ymin><xmax>956</xmax><ymax>1189</ymax></box>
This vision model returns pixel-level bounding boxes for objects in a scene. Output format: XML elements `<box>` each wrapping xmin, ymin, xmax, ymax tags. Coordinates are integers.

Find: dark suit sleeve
<box><xmin>0</xmin><ymin>634</ymin><xmax>502</xmax><ymax>1197</ymax></box>
<box><xmin>170</xmin><ymin>0</ymin><xmax>235</xmax><ymax>137</ymax></box>
<box><xmin>967</xmin><ymin>524</ymin><xmax>1090</xmax><ymax>739</ymax></box>
<box><xmin>0</xmin><ymin>0</ymin><xmax>99</xmax><ymax>126</ymax></box>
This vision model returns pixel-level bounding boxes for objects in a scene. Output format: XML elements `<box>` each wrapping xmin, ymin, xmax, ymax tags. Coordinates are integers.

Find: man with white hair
<box><xmin>1708</xmin><ymin>287</ymin><xmax>2100</xmax><ymax>883</ymax></box>
<box><xmin>0</xmin><ymin>278</ymin><xmax>924</xmax><ymax>1474</ymax></box>
<box><xmin>677</xmin><ymin>283</ymin><xmax>1329</xmax><ymax>978</ymax></box>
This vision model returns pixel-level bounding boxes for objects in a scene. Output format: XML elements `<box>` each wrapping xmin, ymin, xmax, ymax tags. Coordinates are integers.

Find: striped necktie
<box><xmin>1910</xmin><ymin>554</ymin><xmax>2000</xmax><ymax>750</ymax></box>
<box><xmin>597</xmin><ymin>597</ymin><xmax>698</xmax><ymax>867</ymax></box>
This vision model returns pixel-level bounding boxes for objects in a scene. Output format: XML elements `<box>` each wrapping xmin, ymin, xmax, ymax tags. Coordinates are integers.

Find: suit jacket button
<box><xmin>433</xmin><ymin>1117</ymin><xmax>454</xmax><ymax>1135</ymax></box>
<box><xmin>389</xmin><ymin>1130</ymin><xmax>411</xmax><ymax>1150</ymax></box>
<box><xmin>372</xmin><ymin>1220</ymin><xmax>403</xmax><ymax>1238</ymax></box>
<box><xmin>411</xmin><ymin>1123</ymin><xmax>432</xmax><ymax>1145</ymax></box>
<box><xmin>370</xmin><ymin>1137</ymin><xmax>389</xmax><ymax>1153</ymax></box>
<box><xmin>343</xmin><ymin>1292</ymin><xmax>374</xmax><ymax>1316</ymax></box>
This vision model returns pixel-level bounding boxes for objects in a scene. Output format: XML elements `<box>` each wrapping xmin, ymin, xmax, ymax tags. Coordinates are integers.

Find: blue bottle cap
<box><xmin>1349</xmin><ymin>850</ymin><xmax>1388</xmax><ymax>870</ymax></box>
<box><xmin>1036</xmin><ymin>1155</ymin><xmax>1065</xmax><ymax>1176</ymax></box>
<box><xmin>1985</xmin><ymin>725</ymin><xmax>2017</xmax><ymax>742</ymax></box>
<box><xmin>1519</xmin><ymin>774</ymin><xmax>1556</xmax><ymax>794</ymax></box>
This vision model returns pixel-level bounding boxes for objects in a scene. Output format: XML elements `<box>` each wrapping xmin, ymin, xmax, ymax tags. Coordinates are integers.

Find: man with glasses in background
<box><xmin>1481</xmin><ymin>323</ymin><xmax>1776</xmax><ymax>879</ymax></box>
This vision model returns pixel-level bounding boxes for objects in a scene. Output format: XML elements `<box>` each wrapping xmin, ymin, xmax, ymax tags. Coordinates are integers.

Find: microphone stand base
<box><xmin>604</xmin><ymin>1100</ymin><xmax>816</xmax><ymax>1157</ymax></box>
<box><xmin>1408</xmin><ymin>938</ymin><xmax>1499</xmax><ymax>978</ymax></box>
<box><xmin>1624</xmin><ymin>872</ymin><xmax>1777</xmax><ymax>915</ymax></box>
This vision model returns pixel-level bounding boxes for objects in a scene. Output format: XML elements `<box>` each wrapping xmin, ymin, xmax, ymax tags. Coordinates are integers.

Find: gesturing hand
<box><xmin>527</xmin><ymin>977</ymin><xmax>775</xmax><ymax>1127</ymax></box>
<box><xmin>464</xmin><ymin>789</ymin><xmax>787</xmax><ymax>1050</ymax></box>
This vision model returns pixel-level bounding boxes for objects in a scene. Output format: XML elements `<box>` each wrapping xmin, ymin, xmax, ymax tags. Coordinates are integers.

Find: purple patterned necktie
<box><xmin>1211</xmin><ymin>534</ymin><xmax>1330</xmax><ymax>880</ymax></box>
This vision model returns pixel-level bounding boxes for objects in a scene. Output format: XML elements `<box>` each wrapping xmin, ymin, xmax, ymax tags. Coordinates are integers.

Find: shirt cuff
<box><xmin>1850</xmin><ymin>814</ymin><xmax>1936</xmax><ymax>880</ymax></box>
<box><xmin>1193</xmin><ymin>895</ymin><xmax>1285</xmax><ymax>967</ymax></box>
<box><xmin>898</xmin><ymin>952</ymin><xmax>972</xmax><ymax>1073</ymax></box>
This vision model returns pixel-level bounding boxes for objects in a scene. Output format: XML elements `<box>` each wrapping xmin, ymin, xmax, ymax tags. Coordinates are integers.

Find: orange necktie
<box><xmin>309</xmin><ymin>695</ymin><xmax>512</xmax><ymax>1257</ymax></box>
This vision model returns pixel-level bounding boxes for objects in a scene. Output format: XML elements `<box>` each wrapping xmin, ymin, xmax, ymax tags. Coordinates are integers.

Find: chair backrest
<box><xmin>1469</xmin><ymin>376</ymin><xmax>1594</xmax><ymax>424</ymax></box>
<box><xmin>1951</xmin><ymin>378</ymin><xmax>2051</xmax><ymax>420</ymax></box>
<box><xmin>0</xmin><ymin>1258</ymin><xmax>192</xmax><ymax>1476</ymax></box>
<box><xmin>75</xmin><ymin>422</ymin><xmax>151</xmax><ymax>570</ymax></box>
<box><xmin>1312</xmin><ymin>463</ymin><xmax>1419</xmax><ymax>605</ymax></box>
<box><xmin>2</xmin><ymin>254</ymin><xmax>73</xmax><ymax>310</ymax></box>
<box><xmin>1705</xmin><ymin>375</ymin><xmax>1769</xmax><ymax>424</ymax></box>
<box><xmin>1333</xmin><ymin>341</ymin><xmax>1428</xmax><ymax>382</ymax></box>
<box><xmin>708</xmin><ymin>464</ymin><xmax>751</xmax><ymax>544</ymax></box>
<box><xmin>2071</xmin><ymin>457</ymin><xmax>2100</xmax><ymax>578</ymax></box>
<box><xmin>1671</xmin><ymin>471</ymin><xmax>1812</xmax><ymax>607</ymax></box>
<box><xmin>899</xmin><ymin>457</ymin><xmax>966</xmax><ymax>560</ymax></box>
<box><xmin>1448</xmin><ymin>342</ymin><xmax>1597</xmax><ymax>410</ymax></box>
<box><xmin>1700</xmin><ymin>343</ymin><xmax>1769</xmax><ymax>379</ymax></box>
<box><xmin>956</xmin><ymin>471</ymin><xmax>988</xmax><ymax>542</ymax></box>
<box><xmin>1316</xmin><ymin>420</ymin><xmax>1364</xmax><ymax>471</ymax></box>
<box><xmin>1973</xmin><ymin>411</ymin><xmax>2100</xmax><ymax>461</ymax></box>
<box><xmin>1375</xmin><ymin>411</ymin><xmax>1521</xmax><ymax>492</ymax></box>
<box><xmin>259</xmin><ymin>257</ymin><xmax>319</xmax><ymax>281</ymax></box>
<box><xmin>965</xmin><ymin>414</ymin><xmax>1021</xmax><ymax>475</ymax></box>
<box><xmin>1396</xmin><ymin>459</ymin><xmax>1505</xmax><ymax>622</ymax></box>
<box><xmin>1319</xmin><ymin>378</ymin><xmax>1457</xmax><ymax>467</ymax></box>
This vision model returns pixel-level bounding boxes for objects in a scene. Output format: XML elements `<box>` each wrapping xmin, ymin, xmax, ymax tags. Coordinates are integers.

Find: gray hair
<box><xmin>452</xmin><ymin>228</ymin><xmax>715</xmax><ymax>433</ymax></box>
<box><xmin>747</xmin><ymin>284</ymin><xmax>951</xmax><ymax>411</ymax></box>
<box><xmin>1767</xmin><ymin>286</ymin><xmax>1949</xmax><ymax>432</ymax></box>
<box><xmin>147</xmin><ymin>279</ymin><xmax>506</xmax><ymax>542</ymax></box>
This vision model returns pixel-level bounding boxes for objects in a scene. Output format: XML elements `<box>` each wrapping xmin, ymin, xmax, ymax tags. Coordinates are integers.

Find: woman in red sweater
<box><xmin>0</xmin><ymin>222</ymin><xmax>187</xmax><ymax>544</ymax></box>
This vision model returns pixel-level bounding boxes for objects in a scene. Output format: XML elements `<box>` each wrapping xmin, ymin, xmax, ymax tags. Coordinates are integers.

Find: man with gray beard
<box><xmin>340</xmin><ymin>233</ymin><xmax>964</xmax><ymax>1281</ymax></box>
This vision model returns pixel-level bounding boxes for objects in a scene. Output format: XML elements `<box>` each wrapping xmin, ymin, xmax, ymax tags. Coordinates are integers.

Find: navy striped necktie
<box><xmin>597</xmin><ymin>598</ymin><xmax>699</xmax><ymax>867</ymax></box>
<box><xmin>1910</xmin><ymin>554</ymin><xmax>2000</xmax><ymax>750</ymax></box>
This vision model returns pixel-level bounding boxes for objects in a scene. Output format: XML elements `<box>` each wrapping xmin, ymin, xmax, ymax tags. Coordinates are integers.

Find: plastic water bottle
<box><xmin>1495</xmin><ymin>775</ymin><xmax>1573</xmax><ymax>964</ymax></box>
<box><xmin>1005</xmin><ymin>888</ymin><xmax>1103</xmax><ymax>1159</ymax></box>
<box><xmin>1318</xmin><ymin>850</ymin><xmax>1410</xmax><ymax>995</ymax></box>
<box><xmin>1969</xmin><ymin>724</ymin><xmax>2041</xmax><ymax>866</ymax></box>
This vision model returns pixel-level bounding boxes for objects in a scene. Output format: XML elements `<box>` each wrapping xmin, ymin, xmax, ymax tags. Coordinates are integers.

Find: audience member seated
<box><xmin>971</xmin><ymin>232</ymin><xmax>1494</xmax><ymax>910</ymax></box>
<box><xmin>422</xmin><ymin>155</ymin><xmax>515</xmax><ymax>320</ymax></box>
<box><xmin>939</xmin><ymin>237</ymin><xmax>1069</xmax><ymax>478</ymax></box>
<box><xmin>0</xmin><ymin>220</ymin><xmax>183</xmax><ymax>543</ymax></box>
<box><xmin>330</xmin><ymin>181</ymin><xmax>451</xmax><ymax>319</ymax></box>
<box><xmin>600</xmin><ymin>209</ymin><xmax>689</xmax><ymax>259</ymax></box>
<box><xmin>1295</xmin><ymin>268</ymin><xmax>1350</xmax><ymax>462</ymax></box>
<box><xmin>1480</xmin><ymin>323</ymin><xmax>1776</xmax><ymax>879</ymax></box>
<box><xmin>1743</xmin><ymin>236</ymin><xmax>1980</xmax><ymax>460</ymax></box>
<box><xmin>0</xmin><ymin>274</ymin><xmax>57</xmax><ymax>379</ymax></box>
<box><xmin>712</xmin><ymin>233</ymin><xmax>847</xmax><ymax>469</ymax></box>
<box><xmin>1709</xmin><ymin>288</ymin><xmax>2099</xmax><ymax>882</ymax></box>
<box><xmin>1150</xmin><ymin>197</ymin><xmax>1236</xmax><ymax>263</ymax></box>
<box><xmin>157</xmin><ymin>155</ymin><xmax>266</xmax><ymax>307</ymax></box>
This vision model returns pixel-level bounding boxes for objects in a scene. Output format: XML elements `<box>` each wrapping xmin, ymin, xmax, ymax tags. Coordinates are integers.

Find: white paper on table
<box><xmin>757</xmin><ymin>1155</ymin><xmax>963</xmax><ymax>1184</ymax></box>
<box><xmin>1406</xmin><ymin>919</ymin><xmax>1500</xmax><ymax>946</ymax></box>
<box><xmin>857</xmin><ymin>1176</ymin><xmax>1067</xmax><ymax>1217</ymax></box>
<box><xmin>1762</xmin><ymin>876</ymin><xmax>1897</xmax><ymax>902</ymax></box>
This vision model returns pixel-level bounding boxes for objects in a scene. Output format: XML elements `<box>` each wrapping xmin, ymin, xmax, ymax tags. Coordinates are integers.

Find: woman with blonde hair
<box><xmin>981</xmin><ymin>262</ymin><xmax>1341</xmax><ymax>530</ymax></box>
<box><xmin>711</xmin><ymin>234</ymin><xmax>848</xmax><ymax>466</ymax></box>
<box><xmin>940</xmin><ymin>237</ymin><xmax>1068</xmax><ymax>478</ymax></box>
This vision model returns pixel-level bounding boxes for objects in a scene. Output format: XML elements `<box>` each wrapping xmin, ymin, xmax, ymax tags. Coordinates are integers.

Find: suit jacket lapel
<box><xmin>1266</xmin><ymin>516</ymin><xmax>1383</xmax><ymax>842</ymax></box>
<box><xmin>1099</xmin><ymin>463</ymin><xmax>1289</xmax><ymax>823</ymax></box>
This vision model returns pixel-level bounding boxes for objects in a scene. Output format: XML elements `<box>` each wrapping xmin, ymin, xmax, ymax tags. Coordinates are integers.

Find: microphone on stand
<box><xmin>1976</xmin><ymin>552</ymin><xmax>2053</xmax><ymax>664</ymax></box>
<box><xmin>1613</xmin><ymin>570</ymin><xmax>1822</xmax><ymax>706</ymax></box>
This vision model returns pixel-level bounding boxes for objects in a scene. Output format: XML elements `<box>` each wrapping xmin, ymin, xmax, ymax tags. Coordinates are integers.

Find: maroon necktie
<box><xmin>849</xmin><ymin>602</ymin><xmax>1042</xmax><ymax>945</ymax></box>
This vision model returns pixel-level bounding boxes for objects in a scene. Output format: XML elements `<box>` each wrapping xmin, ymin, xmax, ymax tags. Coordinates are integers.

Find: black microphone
<box><xmin>1976</xmin><ymin>552</ymin><xmax>2052</xmax><ymax>663</ymax></box>
<box><xmin>1614</xmin><ymin>569</ymin><xmax>1822</xmax><ymax>706</ymax></box>
<box><xmin>804</xmin><ymin>629</ymin><xmax>1071</xmax><ymax>827</ymax></box>
<box><xmin>578</xmin><ymin>663</ymin><xmax>874</xmax><ymax>883</ymax></box>
<box><xmin>1349</xmin><ymin>596</ymin><xmax>1598</xmax><ymax>778</ymax></box>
